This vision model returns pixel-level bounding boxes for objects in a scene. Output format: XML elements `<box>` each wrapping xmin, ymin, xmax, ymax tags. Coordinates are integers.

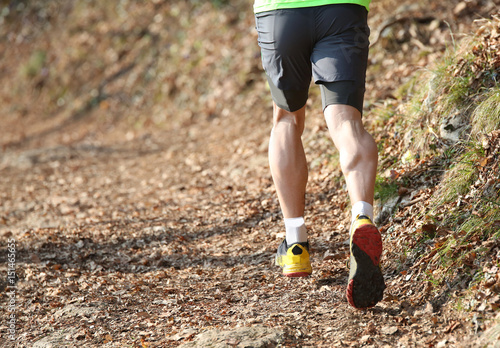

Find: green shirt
<box><xmin>254</xmin><ymin>0</ymin><xmax>371</xmax><ymax>13</ymax></box>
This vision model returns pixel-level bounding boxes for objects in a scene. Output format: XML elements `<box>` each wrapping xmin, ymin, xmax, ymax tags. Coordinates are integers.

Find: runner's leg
<box><xmin>323</xmin><ymin>104</ymin><xmax>377</xmax><ymax>207</ymax></box>
<box><xmin>269</xmin><ymin>103</ymin><xmax>307</xmax><ymax>219</ymax></box>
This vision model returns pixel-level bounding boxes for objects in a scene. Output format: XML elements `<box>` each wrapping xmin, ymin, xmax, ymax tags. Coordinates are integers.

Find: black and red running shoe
<box><xmin>346</xmin><ymin>215</ymin><xmax>385</xmax><ymax>309</ymax></box>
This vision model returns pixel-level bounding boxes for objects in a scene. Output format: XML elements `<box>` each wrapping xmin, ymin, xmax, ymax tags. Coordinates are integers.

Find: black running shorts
<box><xmin>255</xmin><ymin>4</ymin><xmax>370</xmax><ymax>113</ymax></box>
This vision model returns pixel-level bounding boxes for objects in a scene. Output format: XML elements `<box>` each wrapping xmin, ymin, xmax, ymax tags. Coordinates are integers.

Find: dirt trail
<box><xmin>0</xmin><ymin>86</ymin><xmax>485</xmax><ymax>348</ymax></box>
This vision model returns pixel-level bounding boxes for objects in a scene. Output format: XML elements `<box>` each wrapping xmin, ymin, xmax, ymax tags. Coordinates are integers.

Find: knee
<box><xmin>273</xmin><ymin>104</ymin><xmax>306</xmax><ymax>133</ymax></box>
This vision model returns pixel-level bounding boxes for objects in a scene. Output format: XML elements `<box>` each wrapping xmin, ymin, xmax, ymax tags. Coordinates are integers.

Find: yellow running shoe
<box><xmin>346</xmin><ymin>215</ymin><xmax>385</xmax><ymax>309</ymax></box>
<box><xmin>275</xmin><ymin>240</ymin><xmax>312</xmax><ymax>277</ymax></box>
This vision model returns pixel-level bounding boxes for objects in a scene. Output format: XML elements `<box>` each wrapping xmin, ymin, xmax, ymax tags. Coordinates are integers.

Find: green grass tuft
<box><xmin>374</xmin><ymin>176</ymin><xmax>398</xmax><ymax>205</ymax></box>
<box><xmin>471</xmin><ymin>87</ymin><xmax>500</xmax><ymax>137</ymax></box>
<box><xmin>436</xmin><ymin>145</ymin><xmax>481</xmax><ymax>204</ymax></box>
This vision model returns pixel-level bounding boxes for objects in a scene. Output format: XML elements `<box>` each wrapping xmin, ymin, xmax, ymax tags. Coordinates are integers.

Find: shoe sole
<box><xmin>284</xmin><ymin>271</ymin><xmax>311</xmax><ymax>277</ymax></box>
<box><xmin>346</xmin><ymin>224</ymin><xmax>385</xmax><ymax>309</ymax></box>
<box><xmin>275</xmin><ymin>255</ymin><xmax>312</xmax><ymax>278</ymax></box>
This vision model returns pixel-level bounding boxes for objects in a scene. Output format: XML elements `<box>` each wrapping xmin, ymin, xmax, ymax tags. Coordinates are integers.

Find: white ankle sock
<box><xmin>351</xmin><ymin>201</ymin><xmax>374</xmax><ymax>223</ymax></box>
<box><xmin>284</xmin><ymin>217</ymin><xmax>307</xmax><ymax>245</ymax></box>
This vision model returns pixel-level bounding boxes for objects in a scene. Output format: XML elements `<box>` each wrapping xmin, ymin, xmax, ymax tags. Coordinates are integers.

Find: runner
<box><xmin>254</xmin><ymin>0</ymin><xmax>385</xmax><ymax>309</ymax></box>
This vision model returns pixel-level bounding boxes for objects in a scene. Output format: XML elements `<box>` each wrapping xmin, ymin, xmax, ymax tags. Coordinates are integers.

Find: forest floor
<box><xmin>0</xmin><ymin>0</ymin><xmax>499</xmax><ymax>347</ymax></box>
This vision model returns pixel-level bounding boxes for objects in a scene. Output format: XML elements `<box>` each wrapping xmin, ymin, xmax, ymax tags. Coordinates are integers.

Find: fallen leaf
<box><xmin>381</xmin><ymin>326</ymin><xmax>399</xmax><ymax>335</ymax></box>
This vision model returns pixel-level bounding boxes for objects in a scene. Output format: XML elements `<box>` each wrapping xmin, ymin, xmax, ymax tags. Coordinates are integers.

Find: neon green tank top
<box><xmin>254</xmin><ymin>0</ymin><xmax>371</xmax><ymax>13</ymax></box>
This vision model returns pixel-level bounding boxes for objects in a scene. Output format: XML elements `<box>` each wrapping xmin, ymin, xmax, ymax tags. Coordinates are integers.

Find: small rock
<box><xmin>375</xmin><ymin>196</ymin><xmax>400</xmax><ymax>225</ymax></box>
<box><xmin>381</xmin><ymin>326</ymin><xmax>399</xmax><ymax>335</ymax></box>
<box><xmin>360</xmin><ymin>335</ymin><xmax>372</xmax><ymax>344</ymax></box>
<box><xmin>440</xmin><ymin>111</ymin><xmax>466</xmax><ymax>143</ymax></box>
<box><xmin>178</xmin><ymin>325</ymin><xmax>284</xmax><ymax>348</ymax></box>
<box><xmin>437</xmin><ymin>338</ymin><xmax>448</xmax><ymax>348</ymax></box>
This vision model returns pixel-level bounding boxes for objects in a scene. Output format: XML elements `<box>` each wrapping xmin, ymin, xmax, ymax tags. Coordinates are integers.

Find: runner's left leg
<box><xmin>268</xmin><ymin>103</ymin><xmax>307</xmax><ymax>219</ymax></box>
